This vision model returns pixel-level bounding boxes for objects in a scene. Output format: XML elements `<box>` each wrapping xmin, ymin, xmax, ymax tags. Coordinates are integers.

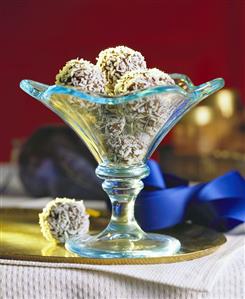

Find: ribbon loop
<box><xmin>135</xmin><ymin>160</ymin><xmax>245</xmax><ymax>231</ymax></box>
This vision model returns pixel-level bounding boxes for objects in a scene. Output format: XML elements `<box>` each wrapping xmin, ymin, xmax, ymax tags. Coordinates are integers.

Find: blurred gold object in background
<box><xmin>215</xmin><ymin>89</ymin><xmax>236</xmax><ymax>118</ymax></box>
<box><xmin>161</xmin><ymin>88</ymin><xmax>245</xmax><ymax>181</ymax></box>
<box><xmin>173</xmin><ymin>88</ymin><xmax>243</xmax><ymax>155</ymax></box>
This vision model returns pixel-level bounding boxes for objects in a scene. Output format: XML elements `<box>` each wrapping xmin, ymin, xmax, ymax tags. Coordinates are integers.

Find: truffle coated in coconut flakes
<box><xmin>96</xmin><ymin>46</ymin><xmax>147</xmax><ymax>94</ymax></box>
<box><xmin>106</xmin><ymin>134</ymin><xmax>145</xmax><ymax>164</ymax></box>
<box><xmin>39</xmin><ymin>197</ymin><xmax>89</xmax><ymax>244</ymax></box>
<box><xmin>114</xmin><ymin>68</ymin><xmax>175</xmax><ymax>95</ymax></box>
<box><xmin>55</xmin><ymin>58</ymin><xmax>106</xmax><ymax>94</ymax></box>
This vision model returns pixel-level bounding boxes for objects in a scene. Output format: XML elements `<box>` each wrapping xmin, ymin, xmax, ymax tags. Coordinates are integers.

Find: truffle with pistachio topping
<box><xmin>114</xmin><ymin>68</ymin><xmax>175</xmax><ymax>95</ymax></box>
<box><xmin>39</xmin><ymin>197</ymin><xmax>89</xmax><ymax>244</ymax></box>
<box><xmin>96</xmin><ymin>46</ymin><xmax>147</xmax><ymax>94</ymax></box>
<box><xmin>55</xmin><ymin>58</ymin><xmax>106</xmax><ymax>94</ymax></box>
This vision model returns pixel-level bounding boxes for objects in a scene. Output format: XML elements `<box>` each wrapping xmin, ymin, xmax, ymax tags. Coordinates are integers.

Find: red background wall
<box><xmin>1</xmin><ymin>0</ymin><xmax>244</xmax><ymax>161</ymax></box>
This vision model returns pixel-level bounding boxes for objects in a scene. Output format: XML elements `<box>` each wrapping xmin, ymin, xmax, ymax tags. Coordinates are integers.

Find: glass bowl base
<box><xmin>65</xmin><ymin>232</ymin><xmax>181</xmax><ymax>259</ymax></box>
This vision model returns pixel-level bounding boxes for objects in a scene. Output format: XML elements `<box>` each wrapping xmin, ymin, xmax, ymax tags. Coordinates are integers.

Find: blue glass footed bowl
<box><xmin>20</xmin><ymin>74</ymin><xmax>224</xmax><ymax>259</ymax></box>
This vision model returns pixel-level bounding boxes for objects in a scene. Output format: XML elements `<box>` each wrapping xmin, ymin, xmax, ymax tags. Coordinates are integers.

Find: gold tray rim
<box><xmin>0</xmin><ymin>208</ymin><xmax>227</xmax><ymax>265</ymax></box>
<box><xmin>0</xmin><ymin>245</ymin><xmax>224</xmax><ymax>265</ymax></box>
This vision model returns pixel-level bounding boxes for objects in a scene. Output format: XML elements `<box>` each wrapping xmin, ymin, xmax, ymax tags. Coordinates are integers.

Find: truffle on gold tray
<box><xmin>55</xmin><ymin>58</ymin><xmax>106</xmax><ymax>94</ymax></box>
<box><xmin>96</xmin><ymin>46</ymin><xmax>147</xmax><ymax>94</ymax></box>
<box><xmin>39</xmin><ymin>198</ymin><xmax>90</xmax><ymax>244</ymax></box>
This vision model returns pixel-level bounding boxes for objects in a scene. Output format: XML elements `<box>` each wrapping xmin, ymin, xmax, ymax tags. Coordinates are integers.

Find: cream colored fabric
<box><xmin>0</xmin><ymin>232</ymin><xmax>244</xmax><ymax>299</ymax></box>
<box><xmin>0</xmin><ymin>245</ymin><xmax>244</xmax><ymax>299</ymax></box>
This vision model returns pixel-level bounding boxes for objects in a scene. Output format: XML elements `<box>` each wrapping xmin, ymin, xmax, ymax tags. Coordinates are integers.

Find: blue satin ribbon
<box><xmin>135</xmin><ymin>160</ymin><xmax>245</xmax><ymax>231</ymax></box>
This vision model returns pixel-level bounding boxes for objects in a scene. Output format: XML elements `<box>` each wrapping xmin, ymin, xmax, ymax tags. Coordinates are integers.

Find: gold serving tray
<box><xmin>0</xmin><ymin>208</ymin><xmax>226</xmax><ymax>265</ymax></box>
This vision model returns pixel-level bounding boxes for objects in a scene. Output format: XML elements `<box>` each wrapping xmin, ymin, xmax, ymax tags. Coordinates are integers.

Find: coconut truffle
<box><xmin>114</xmin><ymin>68</ymin><xmax>179</xmax><ymax>137</ymax></box>
<box><xmin>106</xmin><ymin>135</ymin><xmax>145</xmax><ymax>164</ymax></box>
<box><xmin>114</xmin><ymin>68</ymin><xmax>175</xmax><ymax>95</ymax></box>
<box><xmin>96</xmin><ymin>46</ymin><xmax>147</xmax><ymax>94</ymax></box>
<box><xmin>55</xmin><ymin>58</ymin><xmax>106</xmax><ymax>94</ymax></box>
<box><xmin>39</xmin><ymin>198</ymin><xmax>89</xmax><ymax>244</ymax></box>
